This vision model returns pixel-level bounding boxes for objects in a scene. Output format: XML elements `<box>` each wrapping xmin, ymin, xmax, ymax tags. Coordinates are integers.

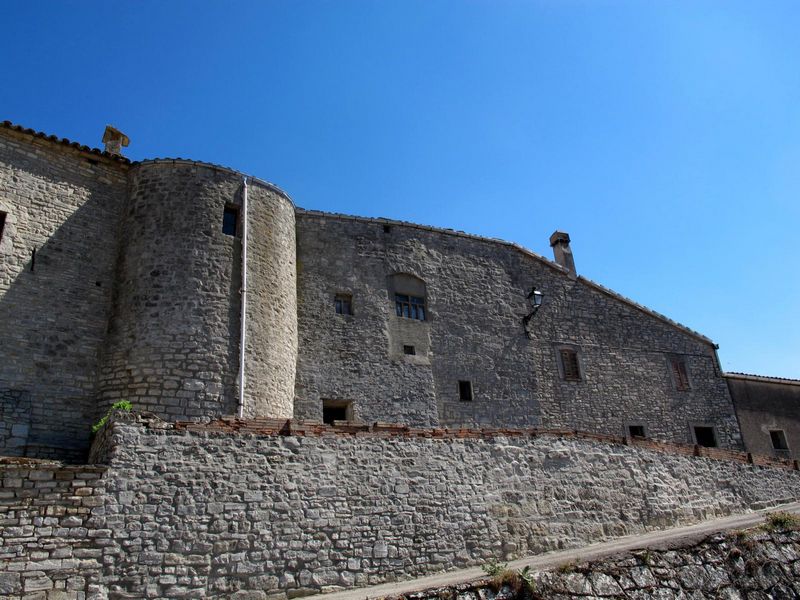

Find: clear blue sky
<box><xmin>2</xmin><ymin>1</ymin><xmax>798</xmax><ymax>378</ymax></box>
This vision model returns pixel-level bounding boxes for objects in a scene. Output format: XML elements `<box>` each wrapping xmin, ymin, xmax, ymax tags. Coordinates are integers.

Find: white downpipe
<box><xmin>237</xmin><ymin>177</ymin><xmax>249</xmax><ymax>418</ymax></box>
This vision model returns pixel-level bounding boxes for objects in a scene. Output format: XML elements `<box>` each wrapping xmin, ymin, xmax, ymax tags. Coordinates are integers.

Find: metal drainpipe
<box><xmin>237</xmin><ymin>177</ymin><xmax>249</xmax><ymax>418</ymax></box>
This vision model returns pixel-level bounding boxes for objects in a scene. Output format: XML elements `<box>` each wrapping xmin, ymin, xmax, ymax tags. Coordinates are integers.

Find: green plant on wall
<box><xmin>482</xmin><ymin>560</ymin><xmax>537</xmax><ymax>598</ymax></box>
<box><xmin>91</xmin><ymin>400</ymin><xmax>133</xmax><ymax>434</ymax></box>
<box><xmin>765</xmin><ymin>511</ymin><xmax>800</xmax><ymax>531</ymax></box>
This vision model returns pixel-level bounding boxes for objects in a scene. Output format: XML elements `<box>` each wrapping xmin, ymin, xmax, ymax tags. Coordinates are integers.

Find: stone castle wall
<box><xmin>0</xmin><ymin>125</ymin><xmax>299</xmax><ymax>460</ymax></box>
<box><xmin>2</xmin><ymin>414</ymin><xmax>796</xmax><ymax>599</ymax></box>
<box><xmin>0</xmin><ymin>128</ymin><xmax>128</xmax><ymax>460</ymax></box>
<box><xmin>97</xmin><ymin>161</ymin><xmax>297</xmax><ymax>421</ymax></box>
<box><xmin>0</xmin><ymin>123</ymin><xmax>742</xmax><ymax>459</ymax></box>
<box><xmin>295</xmin><ymin>211</ymin><xmax>741</xmax><ymax>448</ymax></box>
<box><xmin>239</xmin><ymin>182</ymin><xmax>297</xmax><ymax>419</ymax></box>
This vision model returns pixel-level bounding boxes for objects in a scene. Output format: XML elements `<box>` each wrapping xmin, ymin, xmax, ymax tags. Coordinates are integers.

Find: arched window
<box><xmin>389</xmin><ymin>273</ymin><xmax>427</xmax><ymax>321</ymax></box>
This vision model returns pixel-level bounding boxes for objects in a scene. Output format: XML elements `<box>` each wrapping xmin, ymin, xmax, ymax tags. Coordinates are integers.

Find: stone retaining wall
<box><xmin>0</xmin><ymin>459</ymin><xmax>107</xmax><ymax>598</ymax></box>
<box><xmin>2</xmin><ymin>415</ymin><xmax>800</xmax><ymax>599</ymax></box>
<box><xmin>404</xmin><ymin>525</ymin><xmax>800</xmax><ymax>599</ymax></box>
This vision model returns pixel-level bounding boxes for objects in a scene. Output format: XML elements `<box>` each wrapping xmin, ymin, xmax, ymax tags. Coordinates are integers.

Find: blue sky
<box><xmin>2</xmin><ymin>1</ymin><xmax>799</xmax><ymax>377</ymax></box>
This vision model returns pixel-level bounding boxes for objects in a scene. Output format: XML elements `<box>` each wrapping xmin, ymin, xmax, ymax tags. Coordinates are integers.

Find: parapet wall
<box><xmin>3</xmin><ymin>414</ymin><xmax>797</xmax><ymax>599</ymax></box>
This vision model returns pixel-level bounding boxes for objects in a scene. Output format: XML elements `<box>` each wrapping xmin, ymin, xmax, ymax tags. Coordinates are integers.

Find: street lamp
<box><xmin>522</xmin><ymin>287</ymin><xmax>544</xmax><ymax>338</ymax></box>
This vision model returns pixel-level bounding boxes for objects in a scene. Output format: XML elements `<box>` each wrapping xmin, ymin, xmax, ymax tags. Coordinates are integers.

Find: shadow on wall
<box><xmin>96</xmin><ymin>164</ymin><xmax>246</xmax><ymax>424</ymax></box>
<box><xmin>0</xmin><ymin>154</ymin><xmax>125</xmax><ymax>462</ymax></box>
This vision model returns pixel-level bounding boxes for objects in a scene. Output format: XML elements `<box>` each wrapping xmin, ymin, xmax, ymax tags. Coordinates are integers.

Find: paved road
<box><xmin>318</xmin><ymin>501</ymin><xmax>800</xmax><ymax>600</ymax></box>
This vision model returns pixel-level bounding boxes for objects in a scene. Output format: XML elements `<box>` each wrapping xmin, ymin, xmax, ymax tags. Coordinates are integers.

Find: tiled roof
<box><xmin>0</xmin><ymin>120</ymin><xmax>130</xmax><ymax>164</ymax></box>
<box><xmin>724</xmin><ymin>372</ymin><xmax>800</xmax><ymax>386</ymax></box>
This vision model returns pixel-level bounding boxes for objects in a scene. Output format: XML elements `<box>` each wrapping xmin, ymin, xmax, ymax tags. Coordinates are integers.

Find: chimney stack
<box><xmin>102</xmin><ymin>125</ymin><xmax>129</xmax><ymax>156</ymax></box>
<box><xmin>550</xmin><ymin>230</ymin><xmax>576</xmax><ymax>275</ymax></box>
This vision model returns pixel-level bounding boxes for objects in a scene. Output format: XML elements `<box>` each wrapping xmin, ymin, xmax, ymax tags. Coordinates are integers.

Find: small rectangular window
<box><xmin>693</xmin><ymin>426</ymin><xmax>717</xmax><ymax>448</ymax></box>
<box><xmin>222</xmin><ymin>206</ymin><xmax>238</xmax><ymax>236</ymax></box>
<box><xmin>458</xmin><ymin>380</ymin><xmax>473</xmax><ymax>401</ymax></box>
<box><xmin>671</xmin><ymin>357</ymin><xmax>690</xmax><ymax>391</ymax></box>
<box><xmin>322</xmin><ymin>399</ymin><xmax>352</xmax><ymax>425</ymax></box>
<box><xmin>628</xmin><ymin>425</ymin><xmax>646</xmax><ymax>439</ymax></box>
<box><xmin>334</xmin><ymin>294</ymin><xmax>353</xmax><ymax>315</ymax></box>
<box><xmin>560</xmin><ymin>349</ymin><xmax>581</xmax><ymax>381</ymax></box>
<box><xmin>0</xmin><ymin>211</ymin><xmax>6</xmax><ymax>242</ymax></box>
<box><xmin>395</xmin><ymin>294</ymin><xmax>426</xmax><ymax>320</ymax></box>
<box><xmin>403</xmin><ymin>345</ymin><xmax>415</xmax><ymax>355</ymax></box>
<box><xmin>770</xmin><ymin>430</ymin><xmax>789</xmax><ymax>451</ymax></box>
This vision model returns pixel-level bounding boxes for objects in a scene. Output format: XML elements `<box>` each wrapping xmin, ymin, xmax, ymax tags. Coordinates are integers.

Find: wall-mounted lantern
<box><xmin>522</xmin><ymin>287</ymin><xmax>544</xmax><ymax>338</ymax></box>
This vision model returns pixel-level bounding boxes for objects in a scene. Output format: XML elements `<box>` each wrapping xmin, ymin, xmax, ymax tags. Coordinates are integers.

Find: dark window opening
<box><xmin>403</xmin><ymin>345</ymin><xmax>416</xmax><ymax>355</ymax></box>
<box><xmin>628</xmin><ymin>425</ymin><xmax>646</xmax><ymax>439</ymax></box>
<box><xmin>322</xmin><ymin>400</ymin><xmax>352</xmax><ymax>425</ymax></box>
<box><xmin>458</xmin><ymin>380</ymin><xmax>473</xmax><ymax>402</ymax></box>
<box><xmin>770</xmin><ymin>430</ymin><xmax>789</xmax><ymax>451</ymax></box>
<box><xmin>222</xmin><ymin>206</ymin><xmax>239</xmax><ymax>236</ymax></box>
<box><xmin>694</xmin><ymin>426</ymin><xmax>717</xmax><ymax>448</ymax></box>
<box><xmin>0</xmin><ymin>211</ymin><xmax>6</xmax><ymax>242</ymax></box>
<box><xmin>334</xmin><ymin>294</ymin><xmax>353</xmax><ymax>315</ymax></box>
<box><xmin>560</xmin><ymin>349</ymin><xmax>581</xmax><ymax>381</ymax></box>
<box><xmin>671</xmin><ymin>357</ymin><xmax>690</xmax><ymax>391</ymax></box>
<box><xmin>383</xmin><ymin>224</ymin><xmax>392</xmax><ymax>233</ymax></box>
<box><xmin>395</xmin><ymin>294</ymin><xmax>426</xmax><ymax>320</ymax></box>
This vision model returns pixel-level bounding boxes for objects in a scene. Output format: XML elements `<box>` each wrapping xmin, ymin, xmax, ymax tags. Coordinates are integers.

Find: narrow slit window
<box><xmin>403</xmin><ymin>345</ymin><xmax>416</xmax><ymax>355</ymax></box>
<box><xmin>770</xmin><ymin>430</ymin><xmax>789</xmax><ymax>451</ymax></box>
<box><xmin>222</xmin><ymin>206</ymin><xmax>238</xmax><ymax>236</ymax></box>
<box><xmin>671</xmin><ymin>357</ymin><xmax>690</xmax><ymax>391</ymax></box>
<box><xmin>693</xmin><ymin>426</ymin><xmax>717</xmax><ymax>448</ymax></box>
<box><xmin>628</xmin><ymin>425</ymin><xmax>646</xmax><ymax>439</ymax></box>
<box><xmin>0</xmin><ymin>211</ymin><xmax>6</xmax><ymax>242</ymax></box>
<box><xmin>458</xmin><ymin>380</ymin><xmax>473</xmax><ymax>402</ymax></box>
<box><xmin>334</xmin><ymin>294</ymin><xmax>353</xmax><ymax>315</ymax></box>
<box><xmin>560</xmin><ymin>349</ymin><xmax>581</xmax><ymax>381</ymax></box>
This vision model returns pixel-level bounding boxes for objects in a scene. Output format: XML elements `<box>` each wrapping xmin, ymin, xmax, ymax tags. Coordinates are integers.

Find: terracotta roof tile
<box><xmin>0</xmin><ymin>120</ymin><xmax>130</xmax><ymax>164</ymax></box>
<box><xmin>724</xmin><ymin>372</ymin><xmax>800</xmax><ymax>385</ymax></box>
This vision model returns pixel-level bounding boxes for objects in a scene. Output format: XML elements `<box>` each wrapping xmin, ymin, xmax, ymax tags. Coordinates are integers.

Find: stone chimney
<box><xmin>102</xmin><ymin>125</ymin><xmax>129</xmax><ymax>156</ymax></box>
<box><xmin>550</xmin><ymin>230</ymin><xmax>576</xmax><ymax>275</ymax></box>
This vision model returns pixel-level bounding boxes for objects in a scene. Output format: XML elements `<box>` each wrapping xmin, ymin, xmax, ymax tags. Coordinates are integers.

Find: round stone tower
<box><xmin>98</xmin><ymin>160</ymin><xmax>297</xmax><ymax>421</ymax></box>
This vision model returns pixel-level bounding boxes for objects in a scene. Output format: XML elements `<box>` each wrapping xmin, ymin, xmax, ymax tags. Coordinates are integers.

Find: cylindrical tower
<box><xmin>241</xmin><ymin>180</ymin><xmax>297</xmax><ymax>418</ymax></box>
<box><xmin>98</xmin><ymin>160</ymin><xmax>297</xmax><ymax>421</ymax></box>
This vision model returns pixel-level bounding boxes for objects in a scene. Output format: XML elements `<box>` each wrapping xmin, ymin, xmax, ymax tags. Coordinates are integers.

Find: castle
<box><xmin>0</xmin><ymin>121</ymin><xmax>745</xmax><ymax>460</ymax></box>
<box><xmin>2</xmin><ymin>121</ymin><xmax>800</xmax><ymax>600</ymax></box>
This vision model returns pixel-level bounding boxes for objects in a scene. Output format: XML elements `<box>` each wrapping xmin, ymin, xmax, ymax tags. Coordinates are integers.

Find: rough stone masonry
<box><xmin>1</xmin><ymin>121</ymin><xmax>742</xmax><ymax>461</ymax></box>
<box><xmin>403</xmin><ymin>525</ymin><xmax>800</xmax><ymax>599</ymax></box>
<box><xmin>1</xmin><ymin>413</ymin><xmax>799</xmax><ymax>600</ymax></box>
